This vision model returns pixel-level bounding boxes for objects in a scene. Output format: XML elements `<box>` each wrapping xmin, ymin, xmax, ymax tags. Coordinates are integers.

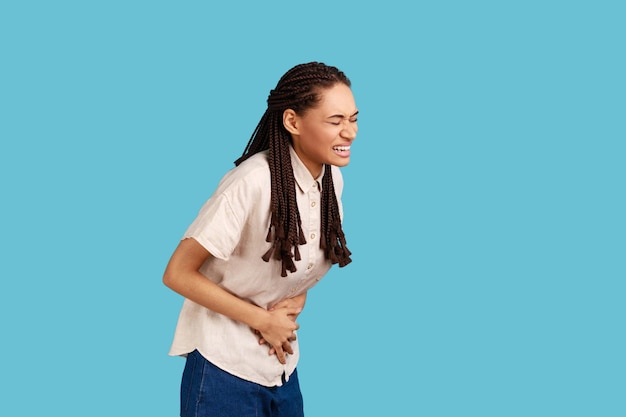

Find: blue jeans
<box><xmin>180</xmin><ymin>350</ymin><xmax>305</xmax><ymax>417</ymax></box>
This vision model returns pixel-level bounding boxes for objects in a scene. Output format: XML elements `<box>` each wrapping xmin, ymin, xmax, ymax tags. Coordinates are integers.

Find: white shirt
<box><xmin>168</xmin><ymin>146</ymin><xmax>344</xmax><ymax>386</ymax></box>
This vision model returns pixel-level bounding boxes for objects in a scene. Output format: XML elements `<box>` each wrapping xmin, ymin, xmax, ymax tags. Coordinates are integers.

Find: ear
<box><xmin>283</xmin><ymin>109</ymin><xmax>299</xmax><ymax>135</ymax></box>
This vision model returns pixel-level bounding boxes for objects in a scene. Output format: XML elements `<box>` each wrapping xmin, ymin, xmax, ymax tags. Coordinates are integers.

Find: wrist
<box><xmin>249</xmin><ymin>307</ymin><xmax>271</xmax><ymax>332</ymax></box>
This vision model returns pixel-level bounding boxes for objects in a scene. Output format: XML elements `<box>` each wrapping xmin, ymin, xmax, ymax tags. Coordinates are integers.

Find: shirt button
<box><xmin>311</xmin><ymin>201</ymin><xmax>316</xmax><ymax>207</ymax></box>
<box><xmin>307</xmin><ymin>263</ymin><xmax>313</xmax><ymax>270</ymax></box>
<box><xmin>310</xmin><ymin>233</ymin><xmax>316</xmax><ymax>239</ymax></box>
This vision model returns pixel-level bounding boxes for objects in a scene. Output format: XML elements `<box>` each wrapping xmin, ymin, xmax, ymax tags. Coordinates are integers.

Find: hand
<box><xmin>255</xmin><ymin>306</ymin><xmax>302</xmax><ymax>364</ymax></box>
<box><xmin>257</xmin><ymin>294</ymin><xmax>307</xmax><ymax>357</ymax></box>
<box><xmin>269</xmin><ymin>293</ymin><xmax>306</xmax><ymax>321</ymax></box>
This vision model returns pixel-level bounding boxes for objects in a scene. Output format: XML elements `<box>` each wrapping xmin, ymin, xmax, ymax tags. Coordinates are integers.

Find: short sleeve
<box><xmin>183</xmin><ymin>192</ymin><xmax>243</xmax><ymax>260</ymax></box>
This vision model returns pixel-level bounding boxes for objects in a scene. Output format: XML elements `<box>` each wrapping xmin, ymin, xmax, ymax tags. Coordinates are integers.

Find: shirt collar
<box><xmin>289</xmin><ymin>144</ymin><xmax>324</xmax><ymax>192</ymax></box>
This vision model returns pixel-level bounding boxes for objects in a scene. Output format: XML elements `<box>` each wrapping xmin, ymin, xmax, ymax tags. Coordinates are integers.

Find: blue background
<box><xmin>1</xmin><ymin>1</ymin><xmax>624</xmax><ymax>416</ymax></box>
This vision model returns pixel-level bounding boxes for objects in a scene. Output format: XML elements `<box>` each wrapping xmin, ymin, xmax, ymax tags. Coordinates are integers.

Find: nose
<box><xmin>341</xmin><ymin>122</ymin><xmax>357</xmax><ymax>141</ymax></box>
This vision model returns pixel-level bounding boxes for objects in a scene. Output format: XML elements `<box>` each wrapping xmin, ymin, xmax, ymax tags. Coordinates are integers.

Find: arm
<box><xmin>163</xmin><ymin>237</ymin><xmax>301</xmax><ymax>364</ymax></box>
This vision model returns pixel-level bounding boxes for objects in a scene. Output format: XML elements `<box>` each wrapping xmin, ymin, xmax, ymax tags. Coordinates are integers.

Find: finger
<box><xmin>278</xmin><ymin>306</ymin><xmax>302</xmax><ymax>316</ymax></box>
<box><xmin>275</xmin><ymin>346</ymin><xmax>286</xmax><ymax>364</ymax></box>
<box><xmin>270</xmin><ymin>299</ymin><xmax>291</xmax><ymax>310</ymax></box>
<box><xmin>283</xmin><ymin>341</ymin><xmax>294</xmax><ymax>355</ymax></box>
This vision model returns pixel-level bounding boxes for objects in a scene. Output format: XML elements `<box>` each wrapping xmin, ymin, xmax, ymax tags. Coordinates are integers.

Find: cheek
<box><xmin>310</xmin><ymin>128</ymin><xmax>334</xmax><ymax>144</ymax></box>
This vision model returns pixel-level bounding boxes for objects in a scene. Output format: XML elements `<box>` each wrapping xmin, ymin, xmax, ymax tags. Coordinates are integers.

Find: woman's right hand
<box><xmin>255</xmin><ymin>305</ymin><xmax>302</xmax><ymax>364</ymax></box>
<box><xmin>164</xmin><ymin>238</ymin><xmax>300</xmax><ymax>365</ymax></box>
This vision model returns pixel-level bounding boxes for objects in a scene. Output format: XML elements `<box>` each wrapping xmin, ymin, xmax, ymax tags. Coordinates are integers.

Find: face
<box><xmin>285</xmin><ymin>83</ymin><xmax>358</xmax><ymax>177</ymax></box>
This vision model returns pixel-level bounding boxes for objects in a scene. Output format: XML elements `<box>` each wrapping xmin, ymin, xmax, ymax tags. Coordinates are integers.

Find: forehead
<box><xmin>313</xmin><ymin>83</ymin><xmax>357</xmax><ymax>114</ymax></box>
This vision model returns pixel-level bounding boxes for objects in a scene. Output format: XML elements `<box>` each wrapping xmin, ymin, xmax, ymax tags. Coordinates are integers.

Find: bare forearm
<box><xmin>163</xmin><ymin>238</ymin><xmax>301</xmax><ymax>364</ymax></box>
<box><xmin>164</xmin><ymin>269</ymin><xmax>268</xmax><ymax>330</ymax></box>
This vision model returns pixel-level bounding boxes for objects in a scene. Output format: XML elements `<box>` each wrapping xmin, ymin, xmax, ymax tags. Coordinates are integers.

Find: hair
<box><xmin>234</xmin><ymin>62</ymin><xmax>352</xmax><ymax>277</ymax></box>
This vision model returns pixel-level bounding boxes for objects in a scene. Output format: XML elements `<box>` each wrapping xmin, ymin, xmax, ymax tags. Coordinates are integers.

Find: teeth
<box><xmin>333</xmin><ymin>146</ymin><xmax>350</xmax><ymax>152</ymax></box>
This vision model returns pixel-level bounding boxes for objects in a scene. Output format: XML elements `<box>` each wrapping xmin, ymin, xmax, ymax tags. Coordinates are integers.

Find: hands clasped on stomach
<box><xmin>254</xmin><ymin>295</ymin><xmax>305</xmax><ymax>364</ymax></box>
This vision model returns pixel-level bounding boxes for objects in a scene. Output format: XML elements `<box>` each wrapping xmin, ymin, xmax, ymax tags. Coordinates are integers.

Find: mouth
<box><xmin>332</xmin><ymin>145</ymin><xmax>351</xmax><ymax>157</ymax></box>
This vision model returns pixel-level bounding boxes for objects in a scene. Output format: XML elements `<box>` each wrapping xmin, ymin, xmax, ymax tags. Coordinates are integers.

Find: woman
<box><xmin>163</xmin><ymin>62</ymin><xmax>358</xmax><ymax>417</ymax></box>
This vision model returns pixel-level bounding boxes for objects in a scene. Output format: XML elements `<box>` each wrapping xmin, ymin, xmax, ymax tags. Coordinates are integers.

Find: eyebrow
<box><xmin>327</xmin><ymin>110</ymin><xmax>359</xmax><ymax>119</ymax></box>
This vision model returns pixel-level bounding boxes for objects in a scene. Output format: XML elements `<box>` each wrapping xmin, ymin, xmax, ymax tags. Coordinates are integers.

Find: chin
<box><xmin>330</xmin><ymin>158</ymin><xmax>351</xmax><ymax>167</ymax></box>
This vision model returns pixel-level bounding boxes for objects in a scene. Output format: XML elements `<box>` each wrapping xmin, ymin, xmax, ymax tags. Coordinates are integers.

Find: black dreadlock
<box><xmin>234</xmin><ymin>62</ymin><xmax>353</xmax><ymax>276</ymax></box>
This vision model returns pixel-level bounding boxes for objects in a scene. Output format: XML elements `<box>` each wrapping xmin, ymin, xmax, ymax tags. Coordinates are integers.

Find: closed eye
<box><xmin>327</xmin><ymin>111</ymin><xmax>358</xmax><ymax>125</ymax></box>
